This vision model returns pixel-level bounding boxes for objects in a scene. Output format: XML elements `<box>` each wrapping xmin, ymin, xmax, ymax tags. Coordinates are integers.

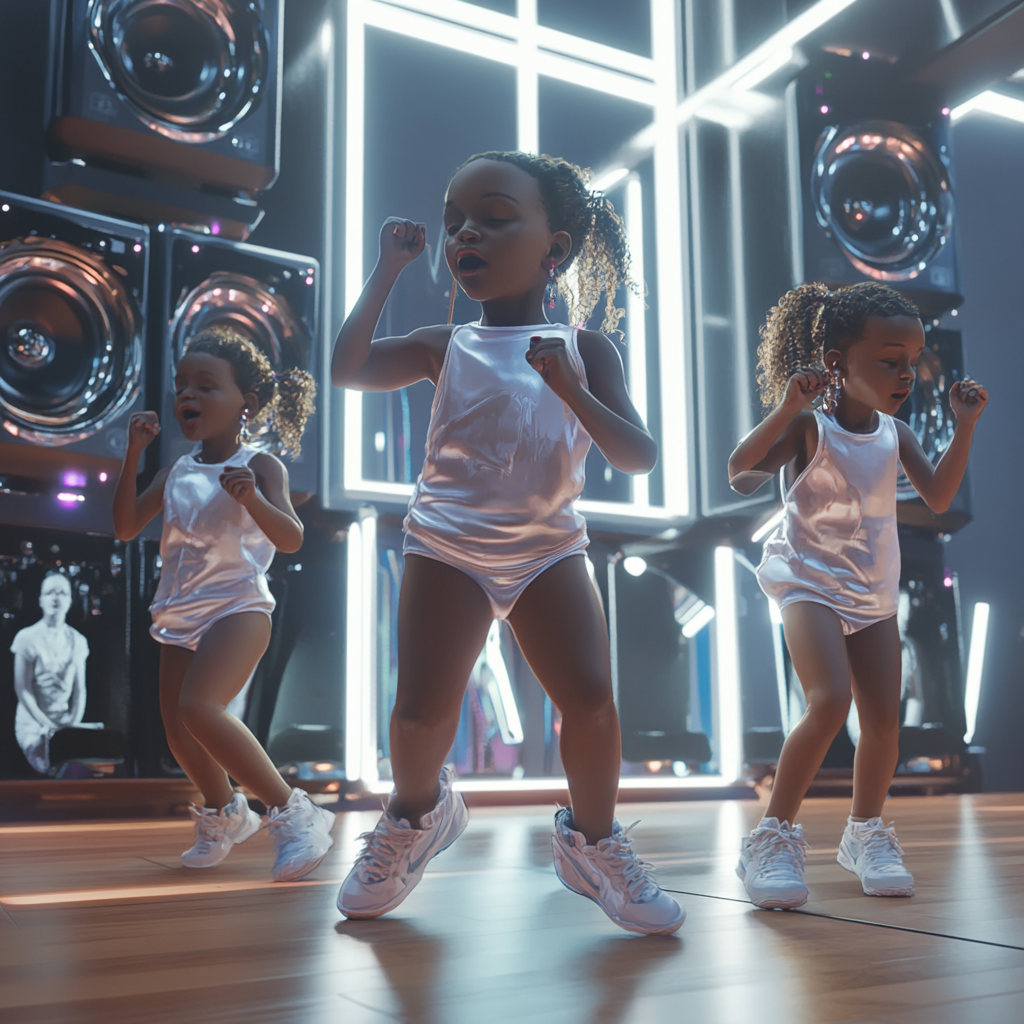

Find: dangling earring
<box><xmin>545</xmin><ymin>263</ymin><xmax>557</xmax><ymax>309</ymax></box>
<box><xmin>824</xmin><ymin>368</ymin><xmax>842</xmax><ymax>413</ymax></box>
<box><xmin>239</xmin><ymin>410</ymin><xmax>251</xmax><ymax>443</ymax></box>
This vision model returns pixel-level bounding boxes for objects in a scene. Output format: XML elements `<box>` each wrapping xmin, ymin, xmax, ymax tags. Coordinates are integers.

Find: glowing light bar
<box><xmin>366</xmin><ymin>773</ymin><xmax>745</xmax><ymax>796</ymax></box>
<box><xmin>62</xmin><ymin>471</ymin><xmax>87</xmax><ymax>488</ymax></box>
<box><xmin>344</xmin><ymin>521</ymin><xmax>365</xmax><ymax>782</ymax></box>
<box><xmin>963</xmin><ymin>601</ymin><xmax>990</xmax><ymax>744</ymax></box>
<box><xmin>481</xmin><ymin>621</ymin><xmax>524</xmax><ymax>745</ymax></box>
<box><xmin>57</xmin><ymin>492</ymin><xmax>85</xmax><ymax>505</ymax></box>
<box><xmin>714</xmin><ymin>547</ymin><xmax>743</xmax><ymax>782</ymax></box>
<box><xmin>588</xmin><ymin>166</ymin><xmax>629</xmax><ymax>194</ymax></box>
<box><xmin>624</xmin><ymin>175</ymin><xmax>649</xmax><ymax>508</ymax></box>
<box><xmin>752</xmin><ymin>507</ymin><xmax>785</xmax><ymax>543</ymax></box>
<box><xmin>681</xmin><ymin>603</ymin><xmax>715</xmax><ymax>639</ymax></box>
<box><xmin>951</xmin><ymin>90</ymin><xmax>1024</xmax><ymax>124</ymax></box>
<box><xmin>734</xmin><ymin>46</ymin><xmax>795</xmax><ymax>91</ymax></box>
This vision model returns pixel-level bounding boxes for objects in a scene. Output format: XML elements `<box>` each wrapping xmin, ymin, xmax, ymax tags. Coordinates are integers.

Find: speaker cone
<box><xmin>0</xmin><ymin>238</ymin><xmax>142</xmax><ymax>444</ymax></box>
<box><xmin>87</xmin><ymin>0</ymin><xmax>269</xmax><ymax>143</ymax></box>
<box><xmin>811</xmin><ymin>120</ymin><xmax>953</xmax><ymax>281</ymax></box>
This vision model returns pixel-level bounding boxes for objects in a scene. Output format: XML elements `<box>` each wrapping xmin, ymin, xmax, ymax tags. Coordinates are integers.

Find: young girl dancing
<box><xmin>331</xmin><ymin>151</ymin><xmax>684</xmax><ymax>935</ymax></box>
<box><xmin>729</xmin><ymin>282</ymin><xmax>988</xmax><ymax>908</ymax></box>
<box><xmin>113</xmin><ymin>326</ymin><xmax>336</xmax><ymax>881</ymax></box>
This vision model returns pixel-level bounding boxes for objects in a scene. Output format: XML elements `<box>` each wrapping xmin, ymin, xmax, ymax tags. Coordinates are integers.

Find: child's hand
<box><xmin>783</xmin><ymin>364</ymin><xmax>828</xmax><ymax>409</ymax></box>
<box><xmin>950</xmin><ymin>377</ymin><xmax>988</xmax><ymax>425</ymax></box>
<box><xmin>378</xmin><ymin>217</ymin><xmax>426</xmax><ymax>271</ymax></box>
<box><xmin>220</xmin><ymin>465</ymin><xmax>258</xmax><ymax>506</ymax></box>
<box><xmin>127</xmin><ymin>411</ymin><xmax>160</xmax><ymax>451</ymax></box>
<box><xmin>526</xmin><ymin>335</ymin><xmax>581</xmax><ymax>402</ymax></box>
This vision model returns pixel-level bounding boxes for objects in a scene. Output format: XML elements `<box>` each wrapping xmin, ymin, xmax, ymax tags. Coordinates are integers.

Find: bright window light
<box><xmin>752</xmin><ymin>506</ymin><xmax>785</xmax><ymax>543</ymax></box>
<box><xmin>480</xmin><ymin>621</ymin><xmax>524</xmax><ymax>745</ymax></box>
<box><xmin>623</xmin><ymin>556</ymin><xmax>647</xmax><ymax>577</ymax></box>
<box><xmin>951</xmin><ymin>91</ymin><xmax>1024</xmax><ymax>124</ymax></box>
<box><xmin>681</xmin><ymin>602</ymin><xmax>715</xmax><ymax>638</ymax></box>
<box><xmin>963</xmin><ymin>601</ymin><xmax>990</xmax><ymax>744</ymax></box>
<box><xmin>344</xmin><ymin>520</ymin><xmax>363</xmax><ymax>782</ymax></box>
<box><xmin>624</xmin><ymin>175</ymin><xmax>649</xmax><ymax>507</ymax></box>
<box><xmin>714</xmin><ymin>546</ymin><xmax>743</xmax><ymax>781</ymax></box>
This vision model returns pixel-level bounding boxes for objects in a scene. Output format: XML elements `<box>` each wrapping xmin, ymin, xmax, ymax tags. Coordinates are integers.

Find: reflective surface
<box><xmin>0</xmin><ymin>238</ymin><xmax>142</xmax><ymax>445</ymax></box>
<box><xmin>87</xmin><ymin>0</ymin><xmax>269</xmax><ymax>142</ymax></box>
<box><xmin>812</xmin><ymin>119</ymin><xmax>954</xmax><ymax>281</ymax></box>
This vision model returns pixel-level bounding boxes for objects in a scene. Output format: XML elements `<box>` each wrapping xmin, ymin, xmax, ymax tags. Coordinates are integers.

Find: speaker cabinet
<box><xmin>794</xmin><ymin>56</ymin><xmax>961</xmax><ymax>319</ymax></box>
<box><xmin>47</xmin><ymin>0</ymin><xmax>283</xmax><ymax>197</ymax></box>
<box><xmin>152</xmin><ymin>227</ymin><xmax>319</xmax><ymax>495</ymax></box>
<box><xmin>0</xmin><ymin>190</ymin><xmax>148</xmax><ymax>532</ymax></box>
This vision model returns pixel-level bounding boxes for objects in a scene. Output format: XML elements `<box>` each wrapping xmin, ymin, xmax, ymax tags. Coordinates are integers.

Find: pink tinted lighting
<box><xmin>862</xmin><ymin>51</ymin><xmax>870</xmax><ymax>60</ymax></box>
<box><xmin>191</xmin><ymin>244</ymin><xmax>201</xmax><ymax>254</ymax></box>
<box><xmin>211</xmin><ymin>221</ymin><xmax>221</xmax><ymax>236</ymax></box>
<box><xmin>305</xmin><ymin>276</ymin><xmax>314</xmax><ymax>285</ymax></box>
<box><xmin>62</xmin><ymin>471</ymin><xmax>87</xmax><ymax>488</ymax></box>
<box><xmin>943</xmin><ymin>576</ymin><xmax>953</xmax><ymax>588</ymax></box>
<box><xmin>57</xmin><ymin>493</ymin><xmax>85</xmax><ymax>506</ymax></box>
<box><xmin>820</xmin><ymin>105</ymin><xmax>829</xmax><ymax>114</ymax></box>
<box><xmin>98</xmin><ymin>472</ymin><xmax>108</xmax><ymax>483</ymax></box>
<box><xmin>942</xmin><ymin>107</ymin><xmax>950</xmax><ymax>116</ymax></box>
<box><xmin>133</xmin><ymin>243</ymin><xmax>143</xmax><ymax>253</ymax></box>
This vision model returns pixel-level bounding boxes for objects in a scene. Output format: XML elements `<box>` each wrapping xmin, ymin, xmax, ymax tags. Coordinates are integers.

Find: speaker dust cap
<box><xmin>87</xmin><ymin>0</ymin><xmax>270</xmax><ymax>143</ymax></box>
<box><xmin>0</xmin><ymin>237</ymin><xmax>142</xmax><ymax>445</ymax></box>
<box><xmin>811</xmin><ymin>120</ymin><xmax>954</xmax><ymax>282</ymax></box>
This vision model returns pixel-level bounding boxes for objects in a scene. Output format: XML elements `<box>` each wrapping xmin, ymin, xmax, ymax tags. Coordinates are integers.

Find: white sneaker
<box><xmin>551</xmin><ymin>808</ymin><xmax>685</xmax><ymax>935</ymax></box>
<box><xmin>337</xmin><ymin>766</ymin><xmax>469</xmax><ymax>919</ymax></box>
<box><xmin>181</xmin><ymin>792</ymin><xmax>261</xmax><ymax>868</ymax></box>
<box><xmin>736</xmin><ymin>817</ymin><xmax>810</xmax><ymax>909</ymax></box>
<box><xmin>838</xmin><ymin>817</ymin><xmax>914</xmax><ymax>897</ymax></box>
<box><xmin>266</xmin><ymin>788</ymin><xmax>336</xmax><ymax>882</ymax></box>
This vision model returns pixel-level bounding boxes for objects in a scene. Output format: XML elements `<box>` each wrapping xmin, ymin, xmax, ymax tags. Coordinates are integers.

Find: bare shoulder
<box><xmin>407</xmin><ymin>323</ymin><xmax>456</xmax><ymax>379</ymax></box>
<box><xmin>249</xmin><ymin>451</ymin><xmax>288</xmax><ymax>486</ymax></box>
<box><xmin>575</xmin><ymin>328</ymin><xmax>625</xmax><ymax>382</ymax></box>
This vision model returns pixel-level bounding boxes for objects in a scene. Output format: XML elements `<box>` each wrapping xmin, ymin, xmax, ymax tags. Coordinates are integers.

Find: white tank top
<box><xmin>150</xmin><ymin>445</ymin><xmax>276</xmax><ymax>633</ymax></box>
<box><xmin>404</xmin><ymin>322</ymin><xmax>592</xmax><ymax>573</ymax></box>
<box><xmin>757</xmin><ymin>410</ymin><xmax>900</xmax><ymax>628</ymax></box>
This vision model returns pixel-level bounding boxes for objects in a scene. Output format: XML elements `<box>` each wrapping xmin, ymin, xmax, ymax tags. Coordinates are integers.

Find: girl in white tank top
<box><xmin>113</xmin><ymin>326</ymin><xmax>335</xmax><ymax>883</ymax></box>
<box><xmin>729</xmin><ymin>282</ymin><xmax>988</xmax><ymax>911</ymax></box>
<box><xmin>331</xmin><ymin>152</ymin><xmax>684</xmax><ymax>935</ymax></box>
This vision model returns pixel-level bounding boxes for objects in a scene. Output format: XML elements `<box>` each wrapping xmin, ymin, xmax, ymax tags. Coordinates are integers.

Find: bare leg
<box><xmin>160</xmin><ymin>644</ymin><xmax>234</xmax><ymax>810</ymax></box>
<box><xmin>508</xmin><ymin>555</ymin><xmax>619</xmax><ymax>846</ymax></box>
<box><xmin>765</xmin><ymin>602</ymin><xmax>853</xmax><ymax>825</ymax></box>
<box><xmin>175</xmin><ymin>612</ymin><xmax>292</xmax><ymax>810</ymax></box>
<box><xmin>847</xmin><ymin>616</ymin><xmax>902</xmax><ymax>820</ymax></box>
<box><xmin>387</xmin><ymin>555</ymin><xmax>494</xmax><ymax>827</ymax></box>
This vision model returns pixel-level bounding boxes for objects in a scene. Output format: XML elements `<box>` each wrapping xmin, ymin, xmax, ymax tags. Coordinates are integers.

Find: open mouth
<box><xmin>181</xmin><ymin>408</ymin><xmax>200</xmax><ymax>422</ymax></box>
<box><xmin>457</xmin><ymin>253</ymin><xmax>487</xmax><ymax>273</ymax></box>
<box><xmin>891</xmin><ymin>389</ymin><xmax>911</xmax><ymax>401</ymax></box>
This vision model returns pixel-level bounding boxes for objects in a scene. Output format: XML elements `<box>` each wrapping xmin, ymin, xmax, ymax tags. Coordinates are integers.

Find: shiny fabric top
<box><xmin>404</xmin><ymin>322</ymin><xmax>592</xmax><ymax>573</ymax></box>
<box><xmin>757</xmin><ymin>409</ymin><xmax>900</xmax><ymax>633</ymax></box>
<box><xmin>150</xmin><ymin>445</ymin><xmax>275</xmax><ymax>643</ymax></box>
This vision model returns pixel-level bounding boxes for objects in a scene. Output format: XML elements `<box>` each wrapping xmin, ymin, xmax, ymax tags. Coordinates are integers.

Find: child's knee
<box><xmin>806</xmin><ymin>688</ymin><xmax>851</xmax><ymax>729</ymax></box>
<box><xmin>557</xmin><ymin>676</ymin><xmax>616</xmax><ymax>722</ymax></box>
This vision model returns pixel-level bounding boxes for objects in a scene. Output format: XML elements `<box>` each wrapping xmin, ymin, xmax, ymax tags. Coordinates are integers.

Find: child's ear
<box><xmin>548</xmin><ymin>231</ymin><xmax>572</xmax><ymax>268</ymax></box>
<box><xmin>823</xmin><ymin>347</ymin><xmax>845</xmax><ymax>374</ymax></box>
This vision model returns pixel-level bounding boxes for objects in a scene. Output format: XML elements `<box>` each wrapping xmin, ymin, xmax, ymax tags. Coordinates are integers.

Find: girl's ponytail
<box><xmin>270</xmin><ymin>369</ymin><xmax>316</xmax><ymax>460</ymax></box>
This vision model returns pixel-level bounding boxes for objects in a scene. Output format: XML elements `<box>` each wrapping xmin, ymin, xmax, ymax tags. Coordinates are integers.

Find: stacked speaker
<box><xmin>0</xmin><ymin>0</ymin><xmax>323</xmax><ymax>779</ymax></box>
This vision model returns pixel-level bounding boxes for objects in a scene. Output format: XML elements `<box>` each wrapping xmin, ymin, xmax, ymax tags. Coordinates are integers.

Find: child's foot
<box><xmin>736</xmin><ymin>817</ymin><xmax>809</xmax><ymax>909</ymax></box>
<box><xmin>337</xmin><ymin>766</ymin><xmax>469</xmax><ymax>919</ymax></box>
<box><xmin>266</xmin><ymin>788</ymin><xmax>336</xmax><ymax>882</ymax></box>
<box><xmin>551</xmin><ymin>808</ymin><xmax>685</xmax><ymax>935</ymax></box>
<box><xmin>838</xmin><ymin>817</ymin><xmax>914</xmax><ymax>896</ymax></box>
<box><xmin>181</xmin><ymin>792</ymin><xmax>262</xmax><ymax>868</ymax></box>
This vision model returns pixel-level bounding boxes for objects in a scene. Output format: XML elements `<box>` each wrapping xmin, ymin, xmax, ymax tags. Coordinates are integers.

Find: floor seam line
<box><xmin>662</xmin><ymin>888</ymin><xmax>1024</xmax><ymax>952</ymax></box>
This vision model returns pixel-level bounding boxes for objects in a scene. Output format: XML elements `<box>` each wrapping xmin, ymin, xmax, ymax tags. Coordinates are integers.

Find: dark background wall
<box><xmin>947</xmin><ymin>115</ymin><xmax>1024</xmax><ymax>791</ymax></box>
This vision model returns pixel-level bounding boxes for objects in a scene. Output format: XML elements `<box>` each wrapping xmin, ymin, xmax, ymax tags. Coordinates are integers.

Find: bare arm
<box><xmin>13</xmin><ymin>656</ymin><xmax>57</xmax><ymax>731</ymax></box>
<box><xmin>331</xmin><ymin>218</ymin><xmax>451</xmax><ymax>391</ymax></box>
<box><xmin>221</xmin><ymin>453</ymin><xmax>304</xmax><ymax>553</ymax></box>
<box><xmin>728</xmin><ymin>367</ymin><xmax>825</xmax><ymax>495</ymax></box>
<box><xmin>895</xmin><ymin>377</ymin><xmax>988</xmax><ymax>513</ymax></box>
<box><xmin>113</xmin><ymin>412</ymin><xmax>169</xmax><ymax>540</ymax></box>
<box><xmin>69</xmin><ymin>657</ymin><xmax>87</xmax><ymax>725</ymax></box>
<box><xmin>526</xmin><ymin>329</ymin><xmax>657</xmax><ymax>474</ymax></box>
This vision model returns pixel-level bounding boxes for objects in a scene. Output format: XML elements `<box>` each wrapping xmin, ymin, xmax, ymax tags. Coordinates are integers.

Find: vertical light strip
<box><xmin>728</xmin><ymin>128</ymin><xmax>751</xmax><ymax>439</ymax></box>
<box><xmin>714</xmin><ymin>546</ymin><xmax>743</xmax><ymax>781</ymax></box>
<box><xmin>624</xmin><ymin>176</ymin><xmax>649</xmax><ymax>507</ymax></box>
<box><xmin>359</xmin><ymin>512</ymin><xmax>379</xmax><ymax>783</ymax></box>
<box><xmin>963</xmin><ymin>601</ymin><xmax>990</xmax><ymax>744</ymax></box>
<box><xmin>784</xmin><ymin>81</ymin><xmax>804</xmax><ymax>287</ymax></box>
<box><xmin>768</xmin><ymin>599</ymin><xmax>788</xmax><ymax>734</ymax></box>
<box><xmin>319</xmin><ymin>13</ymin><xmax>336</xmax><ymax>507</ymax></box>
<box><xmin>516</xmin><ymin>0</ymin><xmax>539</xmax><ymax>153</ymax></box>
<box><xmin>344</xmin><ymin>521</ymin><xmax>364</xmax><ymax>782</ymax></box>
<box><xmin>607</xmin><ymin>557</ymin><xmax>619</xmax><ymax>707</ymax></box>
<box><xmin>651</xmin><ymin>0</ymin><xmax>689</xmax><ymax>516</ymax></box>
<box><xmin>344</xmin><ymin>0</ymin><xmax>366</xmax><ymax>492</ymax></box>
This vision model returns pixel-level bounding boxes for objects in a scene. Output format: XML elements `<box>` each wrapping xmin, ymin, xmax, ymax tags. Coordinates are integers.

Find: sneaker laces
<box><xmin>352</xmin><ymin>816</ymin><xmax>422</xmax><ymax>883</ymax></box>
<box><xmin>189</xmin><ymin>808</ymin><xmax>226</xmax><ymax>852</ymax></box>
<box><xmin>860</xmin><ymin>822</ymin><xmax>906</xmax><ymax>870</ymax></box>
<box><xmin>596</xmin><ymin>821</ymin><xmax>660</xmax><ymax>902</ymax></box>
<box><xmin>266</xmin><ymin>803</ymin><xmax>306</xmax><ymax>847</ymax></box>
<box><xmin>751</xmin><ymin>825</ymin><xmax>809</xmax><ymax>882</ymax></box>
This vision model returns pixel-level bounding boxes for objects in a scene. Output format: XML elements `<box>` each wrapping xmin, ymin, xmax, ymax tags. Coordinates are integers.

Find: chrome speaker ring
<box><xmin>86</xmin><ymin>0</ymin><xmax>269</xmax><ymax>144</ymax></box>
<box><xmin>811</xmin><ymin>119</ymin><xmax>954</xmax><ymax>282</ymax></box>
<box><xmin>0</xmin><ymin>238</ymin><xmax>142</xmax><ymax>446</ymax></box>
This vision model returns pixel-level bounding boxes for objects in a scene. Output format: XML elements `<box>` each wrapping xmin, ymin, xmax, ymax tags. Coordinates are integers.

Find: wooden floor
<box><xmin>3</xmin><ymin>794</ymin><xmax>1024</xmax><ymax>1023</ymax></box>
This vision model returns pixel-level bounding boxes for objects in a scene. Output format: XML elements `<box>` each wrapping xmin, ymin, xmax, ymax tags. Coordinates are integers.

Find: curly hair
<box><xmin>183</xmin><ymin>325</ymin><xmax>316</xmax><ymax>459</ymax></box>
<box><xmin>455</xmin><ymin>151</ymin><xmax>639</xmax><ymax>335</ymax></box>
<box><xmin>756</xmin><ymin>282</ymin><xmax>920</xmax><ymax>409</ymax></box>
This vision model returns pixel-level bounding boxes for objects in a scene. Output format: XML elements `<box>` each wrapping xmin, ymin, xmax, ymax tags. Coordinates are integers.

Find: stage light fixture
<box><xmin>963</xmin><ymin>601</ymin><xmax>990</xmax><ymax>744</ymax></box>
<box><xmin>623</xmin><ymin>556</ymin><xmax>647</xmax><ymax>577</ymax></box>
<box><xmin>951</xmin><ymin>90</ymin><xmax>1024</xmax><ymax>124</ymax></box>
<box><xmin>714</xmin><ymin>546</ymin><xmax>744</xmax><ymax>782</ymax></box>
<box><xmin>680</xmin><ymin>603</ymin><xmax>716</xmax><ymax>639</ymax></box>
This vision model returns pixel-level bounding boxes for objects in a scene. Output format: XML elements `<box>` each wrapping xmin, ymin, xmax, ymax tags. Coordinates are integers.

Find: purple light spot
<box><xmin>942</xmin><ymin>107</ymin><xmax>950</xmax><ymax>116</ymax></box>
<box><xmin>820</xmin><ymin>105</ymin><xmax>829</xmax><ymax>114</ymax></box>
<box><xmin>305</xmin><ymin>276</ymin><xmax>314</xmax><ymax>285</ymax></box>
<box><xmin>861</xmin><ymin>51</ymin><xmax>870</xmax><ymax>60</ymax></box>
<box><xmin>191</xmin><ymin>244</ymin><xmax>201</xmax><ymax>254</ymax></box>
<box><xmin>99</xmin><ymin>472</ymin><xmax>108</xmax><ymax>483</ymax></box>
<box><xmin>211</xmin><ymin>221</ymin><xmax>221</xmax><ymax>236</ymax></box>
<box><xmin>62</xmin><ymin>471</ymin><xmax>87</xmax><ymax>488</ymax></box>
<box><xmin>133</xmin><ymin>243</ymin><xmax>143</xmax><ymax>253</ymax></box>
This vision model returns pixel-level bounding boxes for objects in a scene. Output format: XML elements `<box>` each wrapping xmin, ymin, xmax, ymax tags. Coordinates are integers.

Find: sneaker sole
<box><xmin>338</xmin><ymin>797</ymin><xmax>469</xmax><ymax>920</ymax></box>
<box><xmin>836</xmin><ymin>846</ymin><xmax>914</xmax><ymax>897</ymax></box>
<box><xmin>735</xmin><ymin>862</ymin><xmax>808</xmax><ymax>910</ymax></box>
<box><xmin>181</xmin><ymin>810</ymin><xmax>263</xmax><ymax>869</ymax></box>
<box><xmin>273</xmin><ymin>809</ymin><xmax>338</xmax><ymax>883</ymax></box>
<box><xmin>552</xmin><ymin>843</ymin><xmax>685</xmax><ymax>936</ymax></box>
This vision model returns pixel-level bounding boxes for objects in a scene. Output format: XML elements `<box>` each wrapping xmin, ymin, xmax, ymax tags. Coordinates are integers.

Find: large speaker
<box><xmin>152</xmin><ymin>227</ymin><xmax>319</xmax><ymax>495</ymax></box>
<box><xmin>795</xmin><ymin>57</ymin><xmax>961</xmax><ymax>319</ymax></box>
<box><xmin>0</xmin><ymin>190</ymin><xmax>148</xmax><ymax>533</ymax></box>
